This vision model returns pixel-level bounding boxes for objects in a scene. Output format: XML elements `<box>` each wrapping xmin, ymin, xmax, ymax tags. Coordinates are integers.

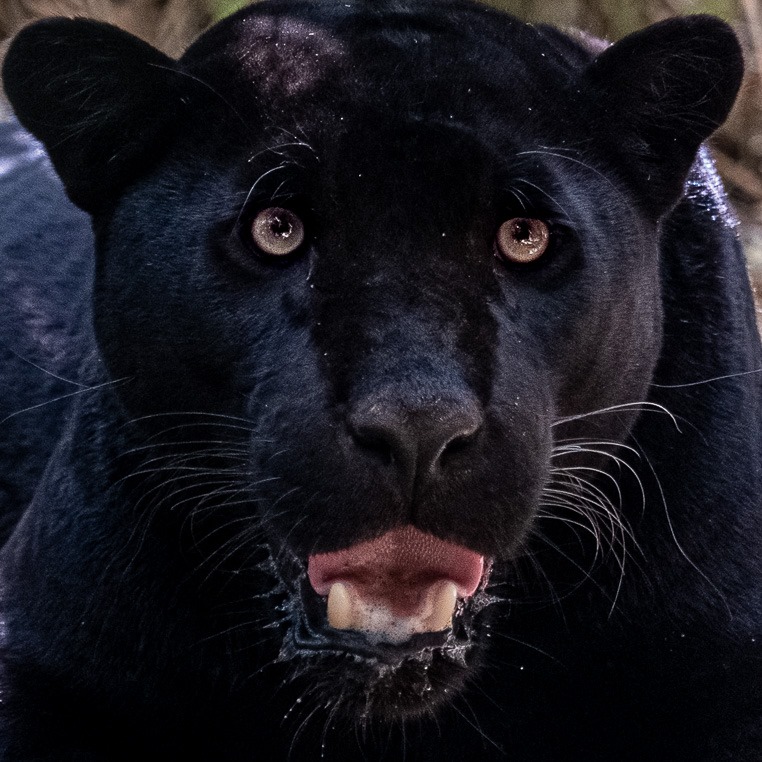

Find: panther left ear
<box><xmin>2</xmin><ymin>18</ymin><xmax>187</xmax><ymax>212</ymax></box>
<box><xmin>580</xmin><ymin>15</ymin><xmax>743</xmax><ymax>217</ymax></box>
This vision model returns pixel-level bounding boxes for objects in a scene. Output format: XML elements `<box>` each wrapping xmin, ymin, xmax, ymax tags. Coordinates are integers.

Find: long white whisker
<box><xmin>652</xmin><ymin>367</ymin><xmax>762</xmax><ymax>389</ymax></box>
<box><xmin>0</xmin><ymin>376</ymin><xmax>129</xmax><ymax>425</ymax></box>
<box><xmin>553</xmin><ymin>401</ymin><xmax>681</xmax><ymax>432</ymax></box>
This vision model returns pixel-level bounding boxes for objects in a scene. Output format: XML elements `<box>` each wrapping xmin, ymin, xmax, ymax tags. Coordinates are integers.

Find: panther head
<box><xmin>2</xmin><ymin>0</ymin><xmax>743</xmax><ymax>721</ymax></box>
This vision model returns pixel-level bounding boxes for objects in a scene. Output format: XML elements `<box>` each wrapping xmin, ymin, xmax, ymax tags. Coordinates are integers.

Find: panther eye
<box><xmin>250</xmin><ymin>207</ymin><xmax>305</xmax><ymax>257</ymax></box>
<box><xmin>495</xmin><ymin>218</ymin><xmax>550</xmax><ymax>264</ymax></box>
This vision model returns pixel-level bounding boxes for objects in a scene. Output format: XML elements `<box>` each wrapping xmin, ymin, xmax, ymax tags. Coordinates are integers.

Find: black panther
<box><xmin>0</xmin><ymin>1</ymin><xmax>759</xmax><ymax>759</ymax></box>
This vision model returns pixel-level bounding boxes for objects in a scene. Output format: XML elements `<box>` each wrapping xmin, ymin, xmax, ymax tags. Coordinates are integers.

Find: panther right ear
<box><xmin>579</xmin><ymin>15</ymin><xmax>743</xmax><ymax>217</ymax></box>
<box><xmin>2</xmin><ymin>18</ymin><xmax>186</xmax><ymax>212</ymax></box>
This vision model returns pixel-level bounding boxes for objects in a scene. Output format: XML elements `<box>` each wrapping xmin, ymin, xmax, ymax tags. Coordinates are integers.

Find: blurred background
<box><xmin>1</xmin><ymin>0</ymin><xmax>760</xmax><ymax>324</ymax></box>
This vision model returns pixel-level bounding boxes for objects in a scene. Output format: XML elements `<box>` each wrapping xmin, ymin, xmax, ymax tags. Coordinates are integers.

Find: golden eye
<box><xmin>250</xmin><ymin>207</ymin><xmax>305</xmax><ymax>257</ymax></box>
<box><xmin>495</xmin><ymin>218</ymin><xmax>550</xmax><ymax>264</ymax></box>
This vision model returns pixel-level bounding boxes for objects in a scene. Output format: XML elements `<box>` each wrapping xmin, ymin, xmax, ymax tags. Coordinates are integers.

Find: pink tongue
<box><xmin>307</xmin><ymin>525</ymin><xmax>484</xmax><ymax>617</ymax></box>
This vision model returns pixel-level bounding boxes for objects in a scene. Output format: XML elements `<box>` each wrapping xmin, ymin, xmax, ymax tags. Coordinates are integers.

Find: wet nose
<box><xmin>348</xmin><ymin>393</ymin><xmax>484</xmax><ymax>494</ymax></box>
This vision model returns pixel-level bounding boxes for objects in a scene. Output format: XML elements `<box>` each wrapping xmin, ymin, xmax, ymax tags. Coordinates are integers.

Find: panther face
<box><xmin>3</xmin><ymin>0</ymin><xmax>742</xmax><ymax>723</ymax></box>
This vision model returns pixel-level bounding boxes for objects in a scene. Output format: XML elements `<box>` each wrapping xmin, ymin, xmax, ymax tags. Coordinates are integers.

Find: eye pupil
<box><xmin>271</xmin><ymin>216</ymin><xmax>293</xmax><ymax>238</ymax></box>
<box><xmin>512</xmin><ymin>220</ymin><xmax>531</xmax><ymax>242</ymax></box>
<box><xmin>251</xmin><ymin>207</ymin><xmax>305</xmax><ymax>257</ymax></box>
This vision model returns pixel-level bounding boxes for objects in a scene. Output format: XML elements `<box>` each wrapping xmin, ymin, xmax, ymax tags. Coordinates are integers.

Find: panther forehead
<box><xmin>232</xmin><ymin>16</ymin><xmax>347</xmax><ymax>98</ymax></box>
<box><xmin>182</xmin><ymin>2</ymin><xmax>563</xmax><ymax>134</ymax></box>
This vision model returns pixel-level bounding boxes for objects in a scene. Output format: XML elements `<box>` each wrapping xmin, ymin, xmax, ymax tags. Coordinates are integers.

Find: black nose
<box><xmin>348</xmin><ymin>393</ymin><xmax>484</xmax><ymax>495</ymax></box>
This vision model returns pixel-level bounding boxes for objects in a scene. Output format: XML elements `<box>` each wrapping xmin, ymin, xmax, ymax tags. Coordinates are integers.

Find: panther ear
<box><xmin>2</xmin><ymin>18</ymin><xmax>186</xmax><ymax>212</ymax></box>
<box><xmin>581</xmin><ymin>15</ymin><xmax>743</xmax><ymax>216</ymax></box>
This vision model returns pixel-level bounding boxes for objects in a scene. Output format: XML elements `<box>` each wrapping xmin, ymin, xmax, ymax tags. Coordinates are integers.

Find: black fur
<box><xmin>0</xmin><ymin>1</ymin><xmax>759</xmax><ymax>759</ymax></box>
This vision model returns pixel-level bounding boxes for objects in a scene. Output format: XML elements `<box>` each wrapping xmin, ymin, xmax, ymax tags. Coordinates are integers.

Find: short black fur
<box><xmin>0</xmin><ymin>1</ymin><xmax>759</xmax><ymax>759</ymax></box>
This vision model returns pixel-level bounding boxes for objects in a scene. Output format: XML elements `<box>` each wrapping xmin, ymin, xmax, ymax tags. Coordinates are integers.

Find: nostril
<box><xmin>350</xmin><ymin>424</ymin><xmax>397</xmax><ymax>466</ymax></box>
<box><xmin>440</xmin><ymin>430</ymin><xmax>477</xmax><ymax>459</ymax></box>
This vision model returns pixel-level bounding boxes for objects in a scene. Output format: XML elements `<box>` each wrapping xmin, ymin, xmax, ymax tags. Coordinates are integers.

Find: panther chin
<box><xmin>276</xmin><ymin>526</ymin><xmax>496</xmax><ymax>720</ymax></box>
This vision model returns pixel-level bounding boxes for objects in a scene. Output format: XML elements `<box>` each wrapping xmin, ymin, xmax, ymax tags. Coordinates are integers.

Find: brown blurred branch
<box><xmin>713</xmin><ymin>148</ymin><xmax>762</xmax><ymax>202</ymax></box>
<box><xmin>0</xmin><ymin>0</ymin><xmax>210</xmax><ymax>58</ymax></box>
<box><xmin>741</xmin><ymin>0</ymin><xmax>762</xmax><ymax>75</ymax></box>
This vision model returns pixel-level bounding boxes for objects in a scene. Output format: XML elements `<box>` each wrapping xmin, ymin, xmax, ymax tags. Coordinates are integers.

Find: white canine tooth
<box><xmin>425</xmin><ymin>581</ymin><xmax>458</xmax><ymax>632</ymax></box>
<box><xmin>327</xmin><ymin>582</ymin><xmax>354</xmax><ymax>630</ymax></box>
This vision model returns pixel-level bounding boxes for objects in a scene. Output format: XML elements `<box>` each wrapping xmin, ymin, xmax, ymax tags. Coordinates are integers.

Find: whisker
<box><xmin>629</xmin><ymin>431</ymin><xmax>733</xmax><ymax>619</ymax></box>
<box><xmin>553</xmin><ymin>401</ymin><xmax>681</xmax><ymax>432</ymax></box>
<box><xmin>516</xmin><ymin>148</ymin><xmax>628</xmax><ymax>200</ymax></box>
<box><xmin>652</xmin><ymin>367</ymin><xmax>762</xmax><ymax>389</ymax></box>
<box><xmin>0</xmin><ymin>376</ymin><xmax>129</xmax><ymax>425</ymax></box>
<box><xmin>0</xmin><ymin>340</ymin><xmax>89</xmax><ymax>387</ymax></box>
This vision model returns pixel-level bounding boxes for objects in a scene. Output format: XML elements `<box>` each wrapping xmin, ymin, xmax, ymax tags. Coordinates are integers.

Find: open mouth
<box><xmin>282</xmin><ymin>526</ymin><xmax>494</xmax><ymax>664</ymax></box>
